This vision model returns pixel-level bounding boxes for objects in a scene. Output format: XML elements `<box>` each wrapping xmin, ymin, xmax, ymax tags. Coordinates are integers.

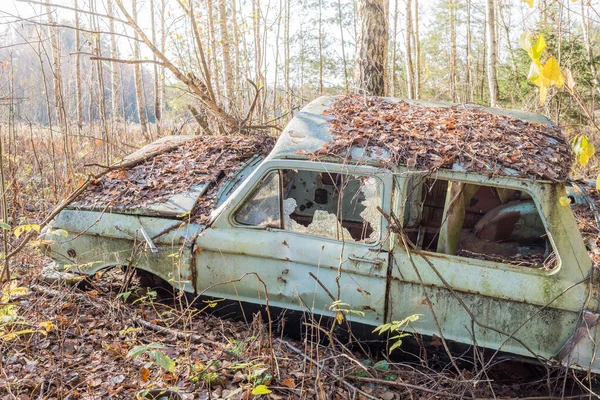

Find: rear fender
<box><xmin>557</xmin><ymin>311</ymin><xmax>600</xmax><ymax>373</ymax></box>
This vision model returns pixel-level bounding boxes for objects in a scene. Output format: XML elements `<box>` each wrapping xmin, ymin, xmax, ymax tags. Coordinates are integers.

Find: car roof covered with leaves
<box><xmin>271</xmin><ymin>95</ymin><xmax>573</xmax><ymax>181</ymax></box>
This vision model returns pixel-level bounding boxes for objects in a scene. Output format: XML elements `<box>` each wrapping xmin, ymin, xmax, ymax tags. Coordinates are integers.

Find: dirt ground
<box><xmin>0</xmin><ymin>262</ymin><xmax>597</xmax><ymax>400</ymax></box>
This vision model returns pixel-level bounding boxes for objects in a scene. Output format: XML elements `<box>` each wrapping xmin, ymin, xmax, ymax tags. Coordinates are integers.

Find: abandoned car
<box><xmin>43</xmin><ymin>95</ymin><xmax>599</xmax><ymax>374</ymax></box>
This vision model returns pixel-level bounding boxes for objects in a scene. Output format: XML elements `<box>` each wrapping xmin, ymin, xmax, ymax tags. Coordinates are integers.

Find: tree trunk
<box><xmin>404</xmin><ymin>0</ymin><xmax>414</xmax><ymax>99</ymax></box>
<box><xmin>318</xmin><ymin>0</ymin><xmax>323</xmax><ymax>94</ymax></box>
<box><xmin>273</xmin><ymin>0</ymin><xmax>282</xmax><ymax>113</ymax></box>
<box><xmin>252</xmin><ymin>0</ymin><xmax>263</xmax><ymax>120</ymax></box>
<box><xmin>231</xmin><ymin>0</ymin><xmax>242</xmax><ymax>110</ymax></box>
<box><xmin>150</xmin><ymin>0</ymin><xmax>161</xmax><ymax>134</ymax></box>
<box><xmin>284</xmin><ymin>0</ymin><xmax>291</xmax><ymax>111</ymax></box>
<box><xmin>132</xmin><ymin>0</ymin><xmax>148</xmax><ymax>136</ymax></box>
<box><xmin>449</xmin><ymin>0</ymin><xmax>457</xmax><ymax>102</ymax></box>
<box><xmin>90</xmin><ymin>1</ymin><xmax>109</xmax><ymax>164</ymax></box>
<box><xmin>338</xmin><ymin>0</ymin><xmax>349</xmax><ymax>92</ymax></box>
<box><xmin>498</xmin><ymin>0</ymin><xmax>519</xmax><ymax>106</ymax></box>
<box><xmin>390</xmin><ymin>0</ymin><xmax>398</xmax><ymax>96</ymax></box>
<box><xmin>74</xmin><ymin>0</ymin><xmax>83</xmax><ymax>131</ymax></box>
<box><xmin>355</xmin><ymin>0</ymin><xmax>389</xmax><ymax>96</ymax></box>
<box><xmin>45</xmin><ymin>0</ymin><xmax>71</xmax><ymax>173</ymax></box>
<box><xmin>160</xmin><ymin>0</ymin><xmax>166</xmax><ymax>124</ymax></box>
<box><xmin>485</xmin><ymin>0</ymin><xmax>498</xmax><ymax>107</ymax></box>
<box><xmin>107</xmin><ymin>0</ymin><xmax>120</xmax><ymax>123</ymax></box>
<box><xmin>465</xmin><ymin>0</ymin><xmax>473</xmax><ymax>103</ymax></box>
<box><xmin>580</xmin><ymin>1</ymin><xmax>600</xmax><ymax>96</ymax></box>
<box><xmin>218</xmin><ymin>0</ymin><xmax>234</xmax><ymax>105</ymax></box>
<box><xmin>413</xmin><ymin>0</ymin><xmax>420</xmax><ymax>99</ymax></box>
<box><xmin>207</xmin><ymin>0</ymin><xmax>222</xmax><ymax>101</ymax></box>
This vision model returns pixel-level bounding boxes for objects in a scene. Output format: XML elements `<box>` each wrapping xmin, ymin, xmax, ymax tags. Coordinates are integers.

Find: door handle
<box><xmin>348</xmin><ymin>255</ymin><xmax>386</xmax><ymax>266</ymax></box>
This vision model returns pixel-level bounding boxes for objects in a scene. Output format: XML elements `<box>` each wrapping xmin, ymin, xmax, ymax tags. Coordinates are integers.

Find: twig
<box><xmin>275</xmin><ymin>338</ymin><xmax>378</xmax><ymax>400</ymax></box>
<box><xmin>242</xmin><ymin>79</ymin><xmax>261</xmax><ymax>126</ymax></box>
<box><xmin>345</xmin><ymin>375</ymin><xmax>467</xmax><ymax>398</ymax></box>
<box><xmin>89</xmin><ymin>56</ymin><xmax>166</xmax><ymax>66</ymax></box>
<box><xmin>308</xmin><ymin>272</ymin><xmax>336</xmax><ymax>301</ymax></box>
<box><xmin>133</xmin><ymin>317</ymin><xmax>220</xmax><ymax>346</ymax></box>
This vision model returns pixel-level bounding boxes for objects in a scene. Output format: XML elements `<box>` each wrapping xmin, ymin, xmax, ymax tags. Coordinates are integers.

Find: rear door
<box><xmin>388</xmin><ymin>172</ymin><xmax>592</xmax><ymax>361</ymax></box>
<box><xmin>195</xmin><ymin>160</ymin><xmax>393</xmax><ymax>326</ymax></box>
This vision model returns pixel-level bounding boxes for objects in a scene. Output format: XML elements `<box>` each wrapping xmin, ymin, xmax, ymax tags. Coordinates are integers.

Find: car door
<box><xmin>195</xmin><ymin>160</ymin><xmax>393</xmax><ymax>326</ymax></box>
<box><xmin>387</xmin><ymin>171</ymin><xmax>592</xmax><ymax>361</ymax></box>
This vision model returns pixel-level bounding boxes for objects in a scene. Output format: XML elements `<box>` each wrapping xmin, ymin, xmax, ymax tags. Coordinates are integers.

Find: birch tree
<box><xmin>486</xmin><ymin>0</ymin><xmax>498</xmax><ymax>107</ymax></box>
<box><xmin>132</xmin><ymin>0</ymin><xmax>148</xmax><ymax>136</ymax></box>
<box><xmin>405</xmin><ymin>0</ymin><xmax>414</xmax><ymax>98</ymax></box>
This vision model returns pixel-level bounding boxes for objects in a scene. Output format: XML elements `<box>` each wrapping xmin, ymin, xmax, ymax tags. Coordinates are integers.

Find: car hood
<box><xmin>69</xmin><ymin>134</ymin><xmax>274</xmax><ymax>222</ymax></box>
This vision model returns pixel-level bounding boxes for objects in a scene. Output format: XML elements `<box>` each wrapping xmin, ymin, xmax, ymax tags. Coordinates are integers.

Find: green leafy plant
<box><xmin>328</xmin><ymin>300</ymin><xmax>365</xmax><ymax>325</ymax></box>
<box><xmin>373</xmin><ymin>314</ymin><xmax>420</xmax><ymax>354</ymax></box>
<box><xmin>127</xmin><ymin>342</ymin><xmax>175</xmax><ymax>373</ymax></box>
<box><xmin>190</xmin><ymin>360</ymin><xmax>225</xmax><ymax>387</ymax></box>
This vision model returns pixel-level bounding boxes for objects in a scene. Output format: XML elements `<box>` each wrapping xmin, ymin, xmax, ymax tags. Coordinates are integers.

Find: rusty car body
<box><xmin>43</xmin><ymin>96</ymin><xmax>600</xmax><ymax>374</ymax></box>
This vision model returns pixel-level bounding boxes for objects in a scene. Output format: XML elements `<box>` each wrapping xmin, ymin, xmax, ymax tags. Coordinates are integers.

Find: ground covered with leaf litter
<box><xmin>74</xmin><ymin>134</ymin><xmax>275</xmax><ymax>223</ymax></box>
<box><xmin>0</xmin><ymin>266</ymin><xmax>594</xmax><ymax>399</ymax></box>
<box><xmin>319</xmin><ymin>95</ymin><xmax>573</xmax><ymax>181</ymax></box>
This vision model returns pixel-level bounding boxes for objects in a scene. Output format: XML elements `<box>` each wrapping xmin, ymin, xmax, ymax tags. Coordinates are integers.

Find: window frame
<box><xmin>229</xmin><ymin>160</ymin><xmax>392</xmax><ymax>247</ymax></box>
<box><xmin>233</xmin><ymin>170</ymin><xmax>283</xmax><ymax>229</ymax></box>
<box><xmin>398</xmin><ymin>172</ymin><xmax>563</xmax><ymax>274</ymax></box>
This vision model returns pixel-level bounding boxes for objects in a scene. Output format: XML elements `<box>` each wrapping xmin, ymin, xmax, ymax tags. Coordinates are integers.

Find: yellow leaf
<box><xmin>13</xmin><ymin>224</ymin><xmax>40</xmax><ymax>239</ymax></box>
<box><xmin>575</xmin><ymin>135</ymin><xmax>595</xmax><ymax>166</ymax></box>
<box><xmin>541</xmin><ymin>57</ymin><xmax>564</xmax><ymax>88</ymax></box>
<box><xmin>596</xmin><ymin>175</ymin><xmax>600</xmax><ymax>192</ymax></box>
<box><xmin>559</xmin><ymin>196</ymin><xmax>572</xmax><ymax>206</ymax></box>
<box><xmin>9</xmin><ymin>286</ymin><xmax>29</xmax><ymax>296</ymax></box>
<box><xmin>519</xmin><ymin>31</ymin><xmax>533</xmax><ymax>52</ymax></box>
<box><xmin>336</xmin><ymin>312</ymin><xmax>343</xmax><ymax>324</ymax></box>
<box><xmin>39</xmin><ymin>321</ymin><xmax>55</xmax><ymax>332</ymax></box>
<box><xmin>527</xmin><ymin>60</ymin><xmax>542</xmax><ymax>86</ymax></box>
<box><xmin>1</xmin><ymin>329</ymin><xmax>37</xmax><ymax>341</ymax></box>
<box><xmin>523</xmin><ymin>0</ymin><xmax>534</xmax><ymax>7</ymax></box>
<box><xmin>252</xmin><ymin>385</ymin><xmax>272</xmax><ymax>395</ymax></box>
<box><xmin>539</xmin><ymin>82</ymin><xmax>548</xmax><ymax>105</ymax></box>
<box><xmin>530</xmin><ymin>34</ymin><xmax>546</xmax><ymax>60</ymax></box>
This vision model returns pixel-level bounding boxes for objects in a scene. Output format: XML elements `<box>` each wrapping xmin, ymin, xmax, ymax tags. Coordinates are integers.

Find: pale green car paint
<box><xmin>45</xmin><ymin>96</ymin><xmax>600</xmax><ymax>374</ymax></box>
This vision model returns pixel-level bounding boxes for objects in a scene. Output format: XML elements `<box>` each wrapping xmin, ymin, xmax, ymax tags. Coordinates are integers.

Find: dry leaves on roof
<box><xmin>318</xmin><ymin>95</ymin><xmax>573</xmax><ymax>181</ymax></box>
<box><xmin>75</xmin><ymin>134</ymin><xmax>275</xmax><ymax>218</ymax></box>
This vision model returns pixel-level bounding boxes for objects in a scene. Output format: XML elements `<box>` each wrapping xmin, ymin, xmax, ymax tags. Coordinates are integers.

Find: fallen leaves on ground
<box><xmin>0</xmin><ymin>266</ymin><xmax>586</xmax><ymax>399</ymax></box>
<box><xmin>318</xmin><ymin>95</ymin><xmax>573</xmax><ymax>181</ymax></box>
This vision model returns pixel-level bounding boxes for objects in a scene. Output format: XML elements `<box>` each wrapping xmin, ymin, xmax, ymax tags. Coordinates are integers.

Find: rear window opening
<box><xmin>403</xmin><ymin>177</ymin><xmax>557</xmax><ymax>269</ymax></box>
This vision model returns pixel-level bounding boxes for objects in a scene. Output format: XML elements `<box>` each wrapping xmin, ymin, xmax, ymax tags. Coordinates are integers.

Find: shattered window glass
<box><xmin>281</xmin><ymin>170</ymin><xmax>382</xmax><ymax>243</ymax></box>
<box><xmin>235</xmin><ymin>171</ymin><xmax>281</xmax><ymax>228</ymax></box>
<box><xmin>404</xmin><ymin>177</ymin><xmax>557</xmax><ymax>269</ymax></box>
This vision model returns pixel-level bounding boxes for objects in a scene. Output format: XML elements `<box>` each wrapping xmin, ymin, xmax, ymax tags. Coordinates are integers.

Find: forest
<box><xmin>0</xmin><ymin>0</ymin><xmax>600</xmax><ymax>398</ymax></box>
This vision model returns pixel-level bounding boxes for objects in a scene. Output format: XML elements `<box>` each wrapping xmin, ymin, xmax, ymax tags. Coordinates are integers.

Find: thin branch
<box><xmin>16</xmin><ymin>0</ymin><xmax>129</xmax><ymax>25</ymax></box>
<box><xmin>89</xmin><ymin>56</ymin><xmax>165</xmax><ymax>66</ymax></box>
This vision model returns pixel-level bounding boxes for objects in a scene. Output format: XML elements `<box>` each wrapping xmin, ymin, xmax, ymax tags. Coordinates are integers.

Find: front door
<box><xmin>196</xmin><ymin>160</ymin><xmax>393</xmax><ymax>326</ymax></box>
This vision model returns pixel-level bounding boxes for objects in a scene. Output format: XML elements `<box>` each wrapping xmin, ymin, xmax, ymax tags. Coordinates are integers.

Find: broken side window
<box><xmin>235</xmin><ymin>171</ymin><xmax>281</xmax><ymax>228</ymax></box>
<box><xmin>235</xmin><ymin>169</ymin><xmax>382</xmax><ymax>243</ymax></box>
<box><xmin>281</xmin><ymin>170</ymin><xmax>382</xmax><ymax>243</ymax></box>
<box><xmin>403</xmin><ymin>177</ymin><xmax>557</xmax><ymax>269</ymax></box>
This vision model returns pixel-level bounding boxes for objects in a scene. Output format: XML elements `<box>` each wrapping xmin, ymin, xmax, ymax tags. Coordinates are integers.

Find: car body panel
<box><xmin>195</xmin><ymin>159</ymin><xmax>393</xmax><ymax>326</ymax></box>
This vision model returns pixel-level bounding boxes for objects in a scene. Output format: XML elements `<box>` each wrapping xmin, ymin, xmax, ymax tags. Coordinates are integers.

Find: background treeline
<box><xmin>1</xmin><ymin>1</ymin><xmax>598</xmax><ymax>132</ymax></box>
<box><xmin>0</xmin><ymin>0</ymin><xmax>597</xmax><ymax>216</ymax></box>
